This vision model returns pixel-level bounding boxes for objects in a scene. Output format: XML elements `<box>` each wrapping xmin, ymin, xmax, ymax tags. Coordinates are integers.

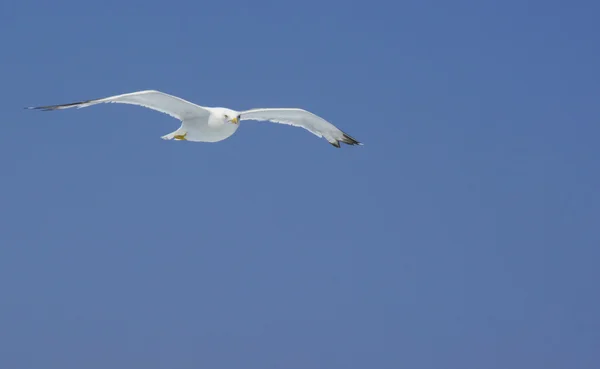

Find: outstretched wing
<box><xmin>26</xmin><ymin>90</ymin><xmax>210</xmax><ymax>121</ymax></box>
<box><xmin>239</xmin><ymin>108</ymin><xmax>362</xmax><ymax>148</ymax></box>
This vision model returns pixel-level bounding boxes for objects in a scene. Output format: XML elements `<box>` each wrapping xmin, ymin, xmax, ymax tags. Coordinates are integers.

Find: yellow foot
<box><xmin>173</xmin><ymin>133</ymin><xmax>187</xmax><ymax>141</ymax></box>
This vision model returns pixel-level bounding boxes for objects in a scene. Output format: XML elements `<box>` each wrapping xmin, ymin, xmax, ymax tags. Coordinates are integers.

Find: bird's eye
<box><xmin>224</xmin><ymin>114</ymin><xmax>228</xmax><ymax>118</ymax></box>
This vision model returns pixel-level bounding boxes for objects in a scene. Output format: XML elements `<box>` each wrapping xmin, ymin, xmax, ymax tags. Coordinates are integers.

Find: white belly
<box><xmin>182</xmin><ymin>117</ymin><xmax>240</xmax><ymax>143</ymax></box>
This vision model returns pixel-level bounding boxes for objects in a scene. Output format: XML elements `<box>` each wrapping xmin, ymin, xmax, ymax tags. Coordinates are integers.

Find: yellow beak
<box><xmin>231</xmin><ymin>117</ymin><xmax>239</xmax><ymax>124</ymax></box>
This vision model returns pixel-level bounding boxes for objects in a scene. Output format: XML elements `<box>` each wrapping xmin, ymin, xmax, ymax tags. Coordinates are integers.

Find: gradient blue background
<box><xmin>1</xmin><ymin>1</ymin><xmax>599</xmax><ymax>368</ymax></box>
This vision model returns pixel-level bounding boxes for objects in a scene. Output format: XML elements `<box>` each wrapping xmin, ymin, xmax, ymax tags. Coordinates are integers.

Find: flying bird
<box><xmin>27</xmin><ymin>90</ymin><xmax>362</xmax><ymax>148</ymax></box>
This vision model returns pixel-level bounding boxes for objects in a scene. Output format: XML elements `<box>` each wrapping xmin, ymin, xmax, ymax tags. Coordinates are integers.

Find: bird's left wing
<box><xmin>26</xmin><ymin>90</ymin><xmax>210</xmax><ymax>121</ymax></box>
<box><xmin>239</xmin><ymin>108</ymin><xmax>362</xmax><ymax>148</ymax></box>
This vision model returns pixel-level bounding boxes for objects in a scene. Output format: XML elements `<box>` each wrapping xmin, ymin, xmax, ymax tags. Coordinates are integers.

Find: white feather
<box><xmin>240</xmin><ymin>108</ymin><xmax>361</xmax><ymax>146</ymax></box>
<box><xmin>28</xmin><ymin>90</ymin><xmax>362</xmax><ymax>147</ymax></box>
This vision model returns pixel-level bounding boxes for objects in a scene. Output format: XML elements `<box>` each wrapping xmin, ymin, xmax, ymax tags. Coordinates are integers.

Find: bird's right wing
<box><xmin>26</xmin><ymin>90</ymin><xmax>210</xmax><ymax>121</ymax></box>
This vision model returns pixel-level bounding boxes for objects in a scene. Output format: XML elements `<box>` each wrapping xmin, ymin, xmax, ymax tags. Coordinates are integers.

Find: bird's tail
<box><xmin>161</xmin><ymin>126</ymin><xmax>186</xmax><ymax>140</ymax></box>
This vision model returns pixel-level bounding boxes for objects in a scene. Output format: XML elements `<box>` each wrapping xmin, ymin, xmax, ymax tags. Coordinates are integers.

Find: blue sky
<box><xmin>0</xmin><ymin>0</ymin><xmax>599</xmax><ymax>368</ymax></box>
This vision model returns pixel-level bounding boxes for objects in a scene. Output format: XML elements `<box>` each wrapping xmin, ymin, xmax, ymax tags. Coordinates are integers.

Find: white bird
<box><xmin>27</xmin><ymin>90</ymin><xmax>362</xmax><ymax>148</ymax></box>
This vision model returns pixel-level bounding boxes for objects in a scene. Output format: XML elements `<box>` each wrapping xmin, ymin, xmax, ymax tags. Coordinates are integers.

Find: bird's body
<box><xmin>173</xmin><ymin>107</ymin><xmax>241</xmax><ymax>143</ymax></box>
<box><xmin>27</xmin><ymin>90</ymin><xmax>362</xmax><ymax>148</ymax></box>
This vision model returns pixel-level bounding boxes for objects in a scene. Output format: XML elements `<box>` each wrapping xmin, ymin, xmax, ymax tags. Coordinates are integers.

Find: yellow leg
<box><xmin>173</xmin><ymin>133</ymin><xmax>187</xmax><ymax>141</ymax></box>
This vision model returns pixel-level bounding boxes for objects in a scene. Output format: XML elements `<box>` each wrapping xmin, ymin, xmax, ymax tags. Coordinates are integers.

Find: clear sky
<box><xmin>0</xmin><ymin>1</ymin><xmax>598</xmax><ymax>368</ymax></box>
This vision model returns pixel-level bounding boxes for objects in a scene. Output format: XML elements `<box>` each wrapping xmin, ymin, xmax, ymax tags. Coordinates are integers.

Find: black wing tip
<box><xmin>340</xmin><ymin>132</ymin><xmax>363</xmax><ymax>146</ymax></box>
<box><xmin>25</xmin><ymin>106</ymin><xmax>55</xmax><ymax>111</ymax></box>
<box><xmin>24</xmin><ymin>99</ymin><xmax>93</xmax><ymax>111</ymax></box>
<box><xmin>329</xmin><ymin>133</ymin><xmax>364</xmax><ymax>148</ymax></box>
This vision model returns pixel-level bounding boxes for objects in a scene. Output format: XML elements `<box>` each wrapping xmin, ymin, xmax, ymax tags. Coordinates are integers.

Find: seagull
<box><xmin>27</xmin><ymin>90</ymin><xmax>362</xmax><ymax>148</ymax></box>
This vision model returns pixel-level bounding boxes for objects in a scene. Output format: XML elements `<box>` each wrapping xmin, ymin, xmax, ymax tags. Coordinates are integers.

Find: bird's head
<box><xmin>223</xmin><ymin>110</ymin><xmax>241</xmax><ymax>125</ymax></box>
